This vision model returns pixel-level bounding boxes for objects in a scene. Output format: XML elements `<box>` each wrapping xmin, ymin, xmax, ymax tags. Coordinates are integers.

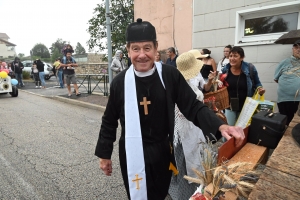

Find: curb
<box><xmin>20</xmin><ymin>89</ymin><xmax>106</xmax><ymax>112</ymax></box>
<box><xmin>49</xmin><ymin>96</ymin><xmax>106</xmax><ymax>112</ymax></box>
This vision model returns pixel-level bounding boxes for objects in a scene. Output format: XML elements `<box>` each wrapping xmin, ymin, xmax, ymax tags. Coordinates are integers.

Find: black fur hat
<box><xmin>292</xmin><ymin>123</ymin><xmax>300</xmax><ymax>147</ymax></box>
<box><xmin>125</xmin><ymin>18</ymin><xmax>156</xmax><ymax>43</ymax></box>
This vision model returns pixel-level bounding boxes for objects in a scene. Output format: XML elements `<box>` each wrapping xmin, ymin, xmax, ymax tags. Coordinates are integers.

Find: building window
<box><xmin>7</xmin><ymin>46</ymin><xmax>14</xmax><ymax>51</ymax></box>
<box><xmin>244</xmin><ymin>13</ymin><xmax>298</xmax><ymax>36</ymax></box>
<box><xmin>235</xmin><ymin>2</ymin><xmax>300</xmax><ymax>46</ymax></box>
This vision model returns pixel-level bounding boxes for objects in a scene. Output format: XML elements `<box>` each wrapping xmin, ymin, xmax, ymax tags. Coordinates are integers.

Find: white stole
<box><xmin>124</xmin><ymin>62</ymin><xmax>164</xmax><ymax>199</ymax></box>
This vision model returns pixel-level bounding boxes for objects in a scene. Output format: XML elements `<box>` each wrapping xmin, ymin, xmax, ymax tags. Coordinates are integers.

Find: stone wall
<box><xmin>87</xmin><ymin>53</ymin><xmax>106</xmax><ymax>63</ymax></box>
<box><xmin>75</xmin><ymin>63</ymin><xmax>108</xmax><ymax>75</ymax></box>
<box><xmin>74</xmin><ymin>53</ymin><xmax>108</xmax><ymax>75</ymax></box>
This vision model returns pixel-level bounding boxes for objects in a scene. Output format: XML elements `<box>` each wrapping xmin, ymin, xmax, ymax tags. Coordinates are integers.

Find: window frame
<box><xmin>235</xmin><ymin>1</ymin><xmax>300</xmax><ymax>46</ymax></box>
<box><xmin>7</xmin><ymin>46</ymin><xmax>14</xmax><ymax>51</ymax></box>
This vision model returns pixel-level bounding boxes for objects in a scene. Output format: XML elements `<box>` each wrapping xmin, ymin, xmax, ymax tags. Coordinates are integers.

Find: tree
<box><xmin>51</xmin><ymin>48</ymin><xmax>61</xmax><ymax>62</ymax></box>
<box><xmin>18</xmin><ymin>53</ymin><xmax>24</xmax><ymax>58</ymax></box>
<box><xmin>50</xmin><ymin>38</ymin><xmax>68</xmax><ymax>54</ymax></box>
<box><xmin>87</xmin><ymin>0</ymin><xmax>134</xmax><ymax>57</ymax></box>
<box><xmin>32</xmin><ymin>43</ymin><xmax>50</xmax><ymax>58</ymax></box>
<box><xmin>75</xmin><ymin>42</ymin><xmax>86</xmax><ymax>54</ymax></box>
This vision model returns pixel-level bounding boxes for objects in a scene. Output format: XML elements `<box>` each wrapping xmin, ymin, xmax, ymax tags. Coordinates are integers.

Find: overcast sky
<box><xmin>0</xmin><ymin>0</ymin><xmax>101</xmax><ymax>56</ymax></box>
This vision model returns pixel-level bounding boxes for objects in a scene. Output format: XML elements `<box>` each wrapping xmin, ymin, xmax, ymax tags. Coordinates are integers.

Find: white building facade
<box><xmin>0</xmin><ymin>33</ymin><xmax>17</xmax><ymax>59</ymax></box>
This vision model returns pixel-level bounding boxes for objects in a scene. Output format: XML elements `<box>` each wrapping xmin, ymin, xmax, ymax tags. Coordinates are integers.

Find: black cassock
<box><xmin>95</xmin><ymin>64</ymin><xmax>224</xmax><ymax>200</ymax></box>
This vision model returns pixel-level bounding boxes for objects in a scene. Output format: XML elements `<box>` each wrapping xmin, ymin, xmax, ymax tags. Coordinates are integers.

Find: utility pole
<box><xmin>105</xmin><ymin>0</ymin><xmax>113</xmax><ymax>84</ymax></box>
<box><xmin>30</xmin><ymin>50</ymin><xmax>33</xmax><ymax>64</ymax></box>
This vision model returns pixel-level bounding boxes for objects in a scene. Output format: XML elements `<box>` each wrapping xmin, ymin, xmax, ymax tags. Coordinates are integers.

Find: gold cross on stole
<box><xmin>132</xmin><ymin>174</ymin><xmax>143</xmax><ymax>190</ymax></box>
<box><xmin>140</xmin><ymin>97</ymin><xmax>151</xmax><ymax>115</ymax></box>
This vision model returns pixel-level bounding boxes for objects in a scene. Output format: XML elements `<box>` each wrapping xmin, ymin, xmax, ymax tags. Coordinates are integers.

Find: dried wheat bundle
<box><xmin>211</xmin><ymin>162</ymin><xmax>263</xmax><ymax>199</ymax></box>
<box><xmin>183</xmin><ymin>135</ymin><xmax>219</xmax><ymax>186</ymax></box>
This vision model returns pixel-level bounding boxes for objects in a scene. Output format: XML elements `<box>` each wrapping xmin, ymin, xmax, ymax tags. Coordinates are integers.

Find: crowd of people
<box><xmin>1</xmin><ymin>16</ymin><xmax>299</xmax><ymax>200</ymax></box>
<box><xmin>0</xmin><ymin>57</ymin><xmax>24</xmax><ymax>87</ymax></box>
<box><xmin>94</xmin><ymin>18</ymin><xmax>300</xmax><ymax>200</ymax></box>
<box><xmin>108</xmin><ymin>37</ymin><xmax>300</xmax><ymax>129</ymax></box>
<box><xmin>45</xmin><ymin>45</ymin><xmax>81</xmax><ymax>97</ymax></box>
<box><xmin>0</xmin><ymin>44</ymin><xmax>81</xmax><ymax>97</ymax></box>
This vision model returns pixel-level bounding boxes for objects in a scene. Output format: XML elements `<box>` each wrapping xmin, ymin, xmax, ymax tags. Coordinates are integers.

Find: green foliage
<box><xmin>75</xmin><ymin>42</ymin><xmax>86</xmax><ymax>55</ymax></box>
<box><xmin>87</xmin><ymin>0</ymin><xmax>134</xmax><ymax>58</ymax></box>
<box><xmin>18</xmin><ymin>53</ymin><xmax>24</xmax><ymax>58</ymax></box>
<box><xmin>42</xmin><ymin>58</ymin><xmax>52</xmax><ymax>62</ymax></box>
<box><xmin>20</xmin><ymin>56</ymin><xmax>32</xmax><ymax>62</ymax></box>
<box><xmin>50</xmin><ymin>38</ymin><xmax>69</xmax><ymax>54</ymax></box>
<box><xmin>32</xmin><ymin>43</ymin><xmax>50</xmax><ymax>58</ymax></box>
<box><xmin>22</xmin><ymin>71</ymin><xmax>31</xmax><ymax>79</ymax></box>
<box><xmin>51</xmin><ymin>48</ymin><xmax>61</xmax><ymax>62</ymax></box>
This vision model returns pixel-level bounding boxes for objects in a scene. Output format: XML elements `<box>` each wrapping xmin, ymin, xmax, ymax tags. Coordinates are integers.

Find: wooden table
<box><xmin>248</xmin><ymin>114</ymin><xmax>300</xmax><ymax>200</ymax></box>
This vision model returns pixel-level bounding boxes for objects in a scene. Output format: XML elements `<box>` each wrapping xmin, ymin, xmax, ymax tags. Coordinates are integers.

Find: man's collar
<box><xmin>134</xmin><ymin>65</ymin><xmax>156</xmax><ymax>77</ymax></box>
<box><xmin>292</xmin><ymin>55</ymin><xmax>300</xmax><ymax>60</ymax></box>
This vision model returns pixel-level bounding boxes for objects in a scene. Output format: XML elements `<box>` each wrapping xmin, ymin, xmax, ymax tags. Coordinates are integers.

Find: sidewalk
<box><xmin>21</xmin><ymin>80</ymin><xmax>108</xmax><ymax>112</ymax></box>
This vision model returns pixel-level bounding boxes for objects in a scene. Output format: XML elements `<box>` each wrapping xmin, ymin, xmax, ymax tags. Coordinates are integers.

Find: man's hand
<box><xmin>99</xmin><ymin>158</ymin><xmax>112</xmax><ymax>176</ymax></box>
<box><xmin>219</xmin><ymin>125</ymin><xmax>245</xmax><ymax>147</ymax></box>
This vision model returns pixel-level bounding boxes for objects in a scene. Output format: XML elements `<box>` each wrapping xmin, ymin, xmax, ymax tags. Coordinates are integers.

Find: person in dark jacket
<box><xmin>34</xmin><ymin>59</ymin><xmax>46</xmax><ymax>89</ymax></box>
<box><xmin>11</xmin><ymin>57</ymin><xmax>24</xmax><ymax>87</ymax></box>
<box><xmin>166</xmin><ymin>47</ymin><xmax>178</xmax><ymax>68</ymax></box>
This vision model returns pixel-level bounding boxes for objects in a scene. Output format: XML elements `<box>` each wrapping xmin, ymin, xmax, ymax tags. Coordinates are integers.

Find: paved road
<box><xmin>0</xmin><ymin>91</ymin><xmax>127</xmax><ymax>199</ymax></box>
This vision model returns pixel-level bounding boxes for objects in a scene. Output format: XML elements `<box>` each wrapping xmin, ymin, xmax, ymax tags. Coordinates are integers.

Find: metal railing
<box><xmin>76</xmin><ymin>63</ymin><xmax>109</xmax><ymax>96</ymax></box>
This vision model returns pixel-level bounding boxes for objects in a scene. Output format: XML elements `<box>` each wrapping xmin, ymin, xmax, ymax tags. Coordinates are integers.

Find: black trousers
<box><xmin>277</xmin><ymin>101</ymin><xmax>299</xmax><ymax>125</ymax></box>
<box><xmin>33</xmin><ymin>73</ymin><xmax>40</xmax><ymax>86</ymax></box>
<box><xmin>119</xmin><ymin>137</ymin><xmax>172</xmax><ymax>200</ymax></box>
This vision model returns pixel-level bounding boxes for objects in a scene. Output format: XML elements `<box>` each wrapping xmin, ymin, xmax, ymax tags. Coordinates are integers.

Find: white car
<box><xmin>22</xmin><ymin>60</ymin><xmax>54</xmax><ymax>80</ymax></box>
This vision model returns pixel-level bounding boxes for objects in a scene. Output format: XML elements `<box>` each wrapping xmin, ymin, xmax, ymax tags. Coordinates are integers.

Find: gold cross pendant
<box><xmin>140</xmin><ymin>97</ymin><xmax>151</xmax><ymax>115</ymax></box>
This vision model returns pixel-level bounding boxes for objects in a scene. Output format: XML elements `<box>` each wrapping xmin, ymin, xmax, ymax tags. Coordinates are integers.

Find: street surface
<box><xmin>0</xmin><ymin>91</ymin><xmax>127</xmax><ymax>199</ymax></box>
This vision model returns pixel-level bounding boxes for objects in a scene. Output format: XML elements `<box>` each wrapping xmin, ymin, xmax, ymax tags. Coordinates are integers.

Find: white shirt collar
<box><xmin>134</xmin><ymin>65</ymin><xmax>156</xmax><ymax>77</ymax></box>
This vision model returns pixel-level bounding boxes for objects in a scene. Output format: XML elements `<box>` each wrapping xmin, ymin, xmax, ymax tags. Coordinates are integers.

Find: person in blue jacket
<box><xmin>220</xmin><ymin>46</ymin><xmax>265</xmax><ymax>125</ymax></box>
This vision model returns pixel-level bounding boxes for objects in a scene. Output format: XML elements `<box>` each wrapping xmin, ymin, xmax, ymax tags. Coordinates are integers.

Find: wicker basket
<box><xmin>204</xmin><ymin>87</ymin><xmax>229</xmax><ymax>110</ymax></box>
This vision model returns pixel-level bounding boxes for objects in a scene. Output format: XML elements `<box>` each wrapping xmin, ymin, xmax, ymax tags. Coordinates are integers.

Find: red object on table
<box><xmin>217</xmin><ymin>127</ymin><xmax>249</xmax><ymax>165</ymax></box>
<box><xmin>190</xmin><ymin>192</ymin><xmax>207</xmax><ymax>200</ymax></box>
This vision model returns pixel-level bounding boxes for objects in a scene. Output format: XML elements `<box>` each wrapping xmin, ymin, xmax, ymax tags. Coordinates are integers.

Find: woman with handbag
<box><xmin>220</xmin><ymin>46</ymin><xmax>265</xmax><ymax>125</ymax></box>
